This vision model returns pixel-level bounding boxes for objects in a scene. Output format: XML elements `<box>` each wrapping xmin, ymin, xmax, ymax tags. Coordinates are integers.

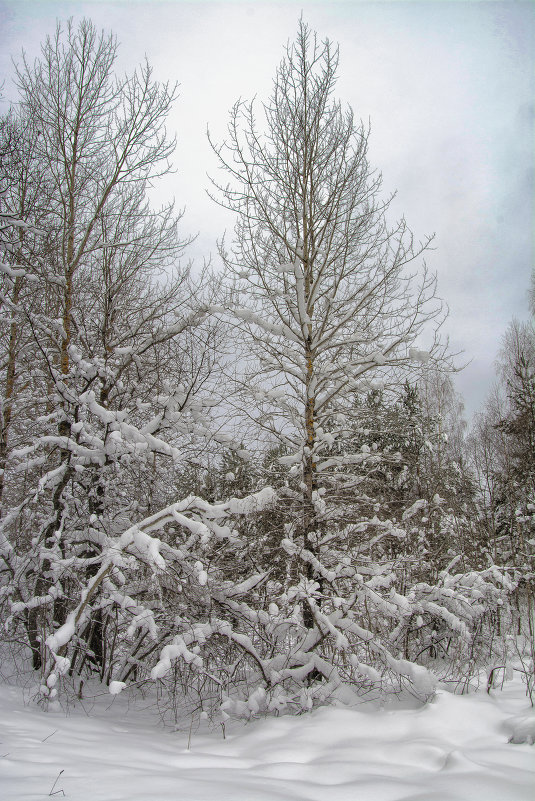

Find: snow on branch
<box><xmin>43</xmin><ymin>487</ymin><xmax>278</xmax><ymax>680</ymax></box>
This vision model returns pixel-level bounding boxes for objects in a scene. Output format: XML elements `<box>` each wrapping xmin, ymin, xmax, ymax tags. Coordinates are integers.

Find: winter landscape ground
<box><xmin>1</xmin><ymin>674</ymin><xmax>534</xmax><ymax>801</ymax></box>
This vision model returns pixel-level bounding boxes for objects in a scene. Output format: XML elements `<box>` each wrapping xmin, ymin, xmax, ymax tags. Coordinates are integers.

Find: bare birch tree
<box><xmin>210</xmin><ymin>20</ymin><xmax>447</xmax><ymax>625</ymax></box>
<box><xmin>0</xmin><ymin>19</ymin><xmax>222</xmax><ymax>674</ymax></box>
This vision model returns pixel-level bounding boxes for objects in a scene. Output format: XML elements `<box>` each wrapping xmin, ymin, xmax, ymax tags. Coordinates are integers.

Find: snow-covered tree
<box><xmin>472</xmin><ymin>314</ymin><xmax>534</xmax><ymax>639</ymax></box>
<box><xmin>0</xmin><ymin>16</ymin><xmax>516</xmax><ymax>717</ymax></box>
<box><xmin>0</xmin><ymin>19</ymin><xmax>229</xmax><ymax>680</ymax></box>
<box><xmin>198</xmin><ymin>21</ymin><xmax>505</xmax><ymax>707</ymax></box>
<box><xmin>0</xmin><ymin>109</ymin><xmax>47</xmax><ymax>512</ymax></box>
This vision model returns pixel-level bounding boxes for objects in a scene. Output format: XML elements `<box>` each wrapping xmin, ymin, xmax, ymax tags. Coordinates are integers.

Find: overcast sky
<box><xmin>1</xmin><ymin>0</ymin><xmax>533</xmax><ymax>420</ymax></box>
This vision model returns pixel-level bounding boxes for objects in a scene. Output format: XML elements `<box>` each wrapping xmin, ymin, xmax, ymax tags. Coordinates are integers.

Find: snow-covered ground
<box><xmin>0</xmin><ymin>678</ymin><xmax>533</xmax><ymax>801</ymax></box>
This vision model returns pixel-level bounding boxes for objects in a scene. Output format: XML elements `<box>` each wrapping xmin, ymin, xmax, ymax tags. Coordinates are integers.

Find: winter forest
<box><xmin>0</xmin><ymin>15</ymin><xmax>534</xmax><ymax>800</ymax></box>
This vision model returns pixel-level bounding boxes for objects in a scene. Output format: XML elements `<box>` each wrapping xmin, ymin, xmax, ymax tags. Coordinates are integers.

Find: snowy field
<box><xmin>1</xmin><ymin>677</ymin><xmax>534</xmax><ymax>801</ymax></box>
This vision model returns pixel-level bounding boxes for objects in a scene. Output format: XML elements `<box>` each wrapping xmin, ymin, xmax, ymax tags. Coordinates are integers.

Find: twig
<box><xmin>48</xmin><ymin>769</ymin><xmax>65</xmax><ymax>796</ymax></box>
<box><xmin>42</xmin><ymin>730</ymin><xmax>57</xmax><ymax>743</ymax></box>
<box><xmin>187</xmin><ymin>716</ymin><xmax>194</xmax><ymax>751</ymax></box>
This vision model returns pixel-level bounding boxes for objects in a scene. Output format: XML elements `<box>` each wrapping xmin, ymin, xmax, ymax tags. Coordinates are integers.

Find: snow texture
<box><xmin>0</xmin><ymin>677</ymin><xmax>533</xmax><ymax>800</ymax></box>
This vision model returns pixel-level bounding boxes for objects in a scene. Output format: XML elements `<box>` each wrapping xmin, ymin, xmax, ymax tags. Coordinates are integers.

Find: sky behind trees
<box><xmin>1</xmin><ymin>0</ymin><xmax>533</xmax><ymax>418</ymax></box>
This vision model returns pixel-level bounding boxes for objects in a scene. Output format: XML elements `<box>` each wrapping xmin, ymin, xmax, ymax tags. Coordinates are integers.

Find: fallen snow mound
<box><xmin>0</xmin><ymin>679</ymin><xmax>534</xmax><ymax>801</ymax></box>
<box><xmin>504</xmin><ymin>712</ymin><xmax>535</xmax><ymax>745</ymax></box>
